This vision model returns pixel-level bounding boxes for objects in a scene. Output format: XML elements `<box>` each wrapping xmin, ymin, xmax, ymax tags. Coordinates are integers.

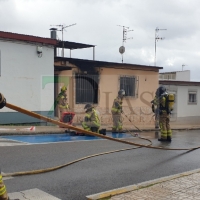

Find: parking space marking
<box><xmin>8</xmin><ymin>188</ymin><xmax>61</xmax><ymax>200</ymax></box>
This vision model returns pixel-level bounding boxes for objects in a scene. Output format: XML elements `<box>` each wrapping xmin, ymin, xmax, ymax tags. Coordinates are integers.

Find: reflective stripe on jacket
<box><xmin>57</xmin><ymin>94</ymin><xmax>70</xmax><ymax>110</ymax></box>
<box><xmin>85</xmin><ymin>108</ymin><xmax>100</xmax><ymax>124</ymax></box>
<box><xmin>111</xmin><ymin>97</ymin><xmax>123</xmax><ymax>114</ymax></box>
<box><xmin>152</xmin><ymin>96</ymin><xmax>167</xmax><ymax>113</ymax></box>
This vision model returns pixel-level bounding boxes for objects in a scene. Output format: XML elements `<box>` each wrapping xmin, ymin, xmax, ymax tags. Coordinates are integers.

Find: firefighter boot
<box><xmin>158</xmin><ymin>138</ymin><xmax>167</xmax><ymax>142</ymax></box>
<box><xmin>118</xmin><ymin>129</ymin><xmax>125</xmax><ymax>133</ymax></box>
<box><xmin>112</xmin><ymin>128</ymin><xmax>118</xmax><ymax>133</ymax></box>
<box><xmin>167</xmin><ymin>136</ymin><xmax>172</xmax><ymax>142</ymax></box>
<box><xmin>99</xmin><ymin>129</ymin><xmax>106</xmax><ymax>135</ymax></box>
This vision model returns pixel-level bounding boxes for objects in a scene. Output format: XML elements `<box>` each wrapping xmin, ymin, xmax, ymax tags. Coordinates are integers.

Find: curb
<box><xmin>86</xmin><ymin>168</ymin><xmax>200</xmax><ymax>200</ymax></box>
<box><xmin>1</xmin><ymin>127</ymin><xmax>200</xmax><ymax>136</ymax></box>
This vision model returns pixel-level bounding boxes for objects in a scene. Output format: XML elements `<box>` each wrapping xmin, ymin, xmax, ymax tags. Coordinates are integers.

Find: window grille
<box><xmin>120</xmin><ymin>76</ymin><xmax>136</xmax><ymax>97</ymax></box>
<box><xmin>75</xmin><ymin>74</ymin><xmax>99</xmax><ymax>104</ymax></box>
<box><xmin>188</xmin><ymin>91</ymin><xmax>197</xmax><ymax>104</ymax></box>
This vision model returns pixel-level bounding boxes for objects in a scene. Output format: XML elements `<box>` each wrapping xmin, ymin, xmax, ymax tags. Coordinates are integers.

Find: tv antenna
<box><xmin>154</xmin><ymin>27</ymin><xmax>167</xmax><ymax>66</ymax></box>
<box><xmin>50</xmin><ymin>23</ymin><xmax>76</xmax><ymax>57</ymax></box>
<box><xmin>182</xmin><ymin>64</ymin><xmax>187</xmax><ymax>71</ymax></box>
<box><xmin>117</xmin><ymin>25</ymin><xmax>133</xmax><ymax>63</ymax></box>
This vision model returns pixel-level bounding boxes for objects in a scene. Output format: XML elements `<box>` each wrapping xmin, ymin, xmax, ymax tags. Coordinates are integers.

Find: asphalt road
<box><xmin>1</xmin><ymin>130</ymin><xmax>200</xmax><ymax>200</ymax></box>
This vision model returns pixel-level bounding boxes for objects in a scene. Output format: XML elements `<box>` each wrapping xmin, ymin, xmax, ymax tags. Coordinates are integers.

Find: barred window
<box><xmin>188</xmin><ymin>91</ymin><xmax>197</xmax><ymax>104</ymax></box>
<box><xmin>120</xmin><ymin>76</ymin><xmax>136</xmax><ymax>97</ymax></box>
<box><xmin>75</xmin><ymin>74</ymin><xmax>99</xmax><ymax>104</ymax></box>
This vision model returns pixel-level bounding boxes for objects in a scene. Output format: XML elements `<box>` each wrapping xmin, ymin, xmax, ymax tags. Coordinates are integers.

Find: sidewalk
<box><xmin>0</xmin><ymin>122</ymin><xmax>200</xmax><ymax>135</ymax></box>
<box><xmin>87</xmin><ymin>168</ymin><xmax>200</xmax><ymax>200</ymax></box>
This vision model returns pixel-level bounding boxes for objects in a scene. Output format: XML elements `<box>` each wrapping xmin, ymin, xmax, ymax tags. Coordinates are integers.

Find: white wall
<box><xmin>161</xmin><ymin>84</ymin><xmax>200</xmax><ymax>121</ymax></box>
<box><xmin>176</xmin><ymin>70</ymin><xmax>190</xmax><ymax>81</ymax></box>
<box><xmin>0</xmin><ymin>39</ymin><xmax>54</xmax><ymax>114</ymax></box>
<box><xmin>177</xmin><ymin>85</ymin><xmax>200</xmax><ymax>117</ymax></box>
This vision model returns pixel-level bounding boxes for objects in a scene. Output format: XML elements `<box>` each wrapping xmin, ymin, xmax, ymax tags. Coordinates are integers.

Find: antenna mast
<box><xmin>182</xmin><ymin>64</ymin><xmax>187</xmax><ymax>71</ymax></box>
<box><xmin>117</xmin><ymin>25</ymin><xmax>133</xmax><ymax>63</ymax></box>
<box><xmin>50</xmin><ymin>23</ymin><xmax>76</xmax><ymax>57</ymax></box>
<box><xmin>154</xmin><ymin>27</ymin><xmax>167</xmax><ymax>66</ymax></box>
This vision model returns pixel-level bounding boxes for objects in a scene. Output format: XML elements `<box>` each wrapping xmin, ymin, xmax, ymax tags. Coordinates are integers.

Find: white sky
<box><xmin>0</xmin><ymin>0</ymin><xmax>200</xmax><ymax>81</ymax></box>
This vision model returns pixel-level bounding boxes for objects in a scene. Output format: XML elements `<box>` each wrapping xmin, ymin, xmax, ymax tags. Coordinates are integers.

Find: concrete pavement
<box><xmin>1</xmin><ymin>122</ymin><xmax>200</xmax><ymax>199</ymax></box>
<box><xmin>87</xmin><ymin>168</ymin><xmax>200</xmax><ymax>200</ymax></box>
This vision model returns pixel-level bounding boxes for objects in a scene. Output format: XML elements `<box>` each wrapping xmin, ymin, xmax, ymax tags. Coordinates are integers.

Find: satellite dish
<box><xmin>119</xmin><ymin>46</ymin><xmax>125</xmax><ymax>54</ymax></box>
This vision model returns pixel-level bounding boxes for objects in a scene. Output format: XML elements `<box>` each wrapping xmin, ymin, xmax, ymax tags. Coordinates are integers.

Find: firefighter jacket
<box><xmin>152</xmin><ymin>95</ymin><xmax>168</xmax><ymax>115</ymax></box>
<box><xmin>111</xmin><ymin>96</ymin><xmax>123</xmax><ymax>114</ymax></box>
<box><xmin>57</xmin><ymin>92</ymin><xmax>70</xmax><ymax>110</ymax></box>
<box><xmin>84</xmin><ymin>108</ymin><xmax>100</xmax><ymax>125</ymax></box>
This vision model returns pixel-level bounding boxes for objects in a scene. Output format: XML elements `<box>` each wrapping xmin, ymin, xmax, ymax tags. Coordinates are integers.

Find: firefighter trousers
<box><xmin>0</xmin><ymin>173</ymin><xmax>8</xmax><ymax>200</ymax></box>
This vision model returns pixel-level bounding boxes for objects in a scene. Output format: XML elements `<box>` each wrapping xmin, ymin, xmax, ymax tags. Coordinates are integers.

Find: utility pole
<box><xmin>155</xmin><ymin>27</ymin><xmax>167</xmax><ymax>66</ymax></box>
<box><xmin>117</xmin><ymin>25</ymin><xmax>133</xmax><ymax>63</ymax></box>
<box><xmin>50</xmin><ymin>23</ymin><xmax>76</xmax><ymax>57</ymax></box>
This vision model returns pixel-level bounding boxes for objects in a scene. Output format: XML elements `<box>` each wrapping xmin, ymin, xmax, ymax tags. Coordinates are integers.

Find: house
<box><xmin>159</xmin><ymin>70</ymin><xmax>200</xmax><ymax>124</ymax></box>
<box><xmin>0</xmin><ymin>30</ymin><xmax>163</xmax><ymax>126</ymax></box>
<box><xmin>0</xmin><ymin>31</ymin><xmax>57</xmax><ymax>124</ymax></box>
<box><xmin>54</xmin><ymin>57</ymin><xmax>162</xmax><ymax>126</ymax></box>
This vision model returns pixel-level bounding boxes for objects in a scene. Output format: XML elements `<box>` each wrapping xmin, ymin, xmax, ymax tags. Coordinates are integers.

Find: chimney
<box><xmin>50</xmin><ymin>28</ymin><xmax>57</xmax><ymax>56</ymax></box>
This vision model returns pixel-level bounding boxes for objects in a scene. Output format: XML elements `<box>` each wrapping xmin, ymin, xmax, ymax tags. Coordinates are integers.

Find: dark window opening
<box><xmin>188</xmin><ymin>93</ymin><xmax>197</xmax><ymax>103</ymax></box>
<box><xmin>75</xmin><ymin>74</ymin><xmax>99</xmax><ymax>104</ymax></box>
<box><xmin>120</xmin><ymin>76</ymin><xmax>136</xmax><ymax>97</ymax></box>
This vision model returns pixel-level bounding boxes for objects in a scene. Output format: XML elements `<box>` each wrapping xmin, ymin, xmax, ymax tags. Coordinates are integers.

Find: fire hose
<box><xmin>1</xmin><ymin>101</ymin><xmax>200</xmax><ymax>177</ymax></box>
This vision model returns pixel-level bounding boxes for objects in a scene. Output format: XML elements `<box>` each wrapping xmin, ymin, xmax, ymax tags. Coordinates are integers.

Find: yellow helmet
<box><xmin>61</xmin><ymin>86</ymin><xmax>67</xmax><ymax>92</ymax></box>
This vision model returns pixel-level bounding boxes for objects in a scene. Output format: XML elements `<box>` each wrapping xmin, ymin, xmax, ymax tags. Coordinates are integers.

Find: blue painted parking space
<box><xmin>1</xmin><ymin>132</ymin><xmax>132</xmax><ymax>144</ymax></box>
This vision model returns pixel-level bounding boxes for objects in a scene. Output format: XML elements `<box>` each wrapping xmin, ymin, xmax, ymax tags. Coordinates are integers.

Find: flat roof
<box><xmin>56</xmin><ymin>40</ymin><xmax>95</xmax><ymax>49</ymax></box>
<box><xmin>160</xmin><ymin>80</ymin><xmax>200</xmax><ymax>86</ymax></box>
<box><xmin>54</xmin><ymin>57</ymin><xmax>163</xmax><ymax>71</ymax></box>
<box><xmin>159</xmin><ymin>70</ymin><xmax>190</xmax><ymax>74</ymax></box>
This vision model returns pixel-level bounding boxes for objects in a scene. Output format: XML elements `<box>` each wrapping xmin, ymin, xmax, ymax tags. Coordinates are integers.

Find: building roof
<box><xmin>159</xmin><ymin>70</ymin><xmax>190</xmax><ymax>74</ymax></box>
<box><xmin>160</xmin><ymin>80</ymin><xmax>200</xmax><ymax>86</ymax></box>
<box><xmin>0</xmin><ymin>31</ymin><xmax>57</xmax><ymax>45</ymax></box>
<box><xmin>56</xmin><ymin>40</ymin><xmax>95</xmax><ymax>49</ymax></box>
<box><xmin>54</xmin><ymin>57</ymin><xmax>163</xmax><ymax>71</ymax></box>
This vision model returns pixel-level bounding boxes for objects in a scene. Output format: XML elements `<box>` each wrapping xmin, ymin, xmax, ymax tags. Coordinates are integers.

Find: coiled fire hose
<box><xmin>1</xmin><ymin>102</ymin><xmax>200</xmax><ymax>177</ymax></box>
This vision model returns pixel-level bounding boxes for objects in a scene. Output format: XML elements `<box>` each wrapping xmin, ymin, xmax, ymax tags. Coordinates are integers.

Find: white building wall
<box><xmin>176</xmin><ymin>70</ymin><xmax>190</xmax><ymax>81</ymax></box>
<box><xmin>0</xmin><ymin>40</ymin><xmax>54</xmax><ymax>115</ymax></box>
<box><xmin>161</xmin><ymin>84</ymin><xmax>200</xmax><ymax>125</ymax></box>
<box><xmin>177</xmin><ymin>85</ymin><xmax>200</xmax><ymax>117</ymax></box>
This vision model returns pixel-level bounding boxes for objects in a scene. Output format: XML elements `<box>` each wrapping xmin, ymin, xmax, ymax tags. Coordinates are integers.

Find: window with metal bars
<box><xmin>120</xmin><ymin>76</ymin><xmax>136</xmax><ymax>97</ymax></box>
<box><xmin>188</xmin><ymin>91</ymin><xmax>197</xmax><ymax>104</ymax></box>
<box><xmin>75</xmin><ymin>74</ymin><xmax>99</xmax><ymax>104</ymax></box>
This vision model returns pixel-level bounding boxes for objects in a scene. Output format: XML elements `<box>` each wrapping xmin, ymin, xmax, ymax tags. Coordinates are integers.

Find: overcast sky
<box><xmin>0</xmin><ymin>0</ymin><xmax>200</xmax><ymax>81</ymax></box>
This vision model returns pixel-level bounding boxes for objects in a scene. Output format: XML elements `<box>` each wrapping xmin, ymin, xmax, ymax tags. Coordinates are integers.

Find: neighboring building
<box><xmin>0</xmin><ymin>30</ymin><xmax>163</xmax><ymax>126</ymax></box>
<box><xmin>159</xmin><ymin>70</ymin><xmax>190</xmax><ymax>81</ymax></box>
<box><xmin>160</xmin><ymin>71</ymin><xmax>200</xmax><ymax>124</ymax></box>
<box><xmin>0</xmin><ymin>31</ymin><xmax>57</xmax><ymax>124</ymax></box>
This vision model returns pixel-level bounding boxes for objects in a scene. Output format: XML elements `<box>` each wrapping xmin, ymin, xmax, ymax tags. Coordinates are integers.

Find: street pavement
<box><xmin>1</xmin><ymin>123</ymin><xmax>200</xmax><ymax>199</ymax></box>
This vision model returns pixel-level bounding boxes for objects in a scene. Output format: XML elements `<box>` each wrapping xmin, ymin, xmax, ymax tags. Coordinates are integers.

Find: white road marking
<box><xmin>8</xmin><ymin>188</ymin><xmax>61</xmax><ymax>200</ymax></box>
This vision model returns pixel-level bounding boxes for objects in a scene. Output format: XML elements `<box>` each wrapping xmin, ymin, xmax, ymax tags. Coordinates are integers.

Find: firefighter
<box><xmin>82</xmin><ymin>104</ymin><xmax>101</xmax><ymax>133</ymax></box>
<box><xmin>151</xmin><ymin>86</ymin><xmax>172</xmax><ymax>142</ymax></box>
<box><xmin>111</xmin><ymin>89</ymin><xmax>125</xmax><ymax>133</ymax></box>
<box><xmin>56</xmin><ymin>86</ymin><xmax>70</xmax><ymax>120</ymax></box>
<box><xmin>151</xmin><ymin>98</ymin><xmax>159</xmax><ymax>129</ymax></box>
<box><xmin>0</xmin><ymin>93</ymin><xmax>19</xmax><ymax>200</ymax></box>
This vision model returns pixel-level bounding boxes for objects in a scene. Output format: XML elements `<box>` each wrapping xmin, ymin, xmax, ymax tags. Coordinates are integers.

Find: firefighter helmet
<box><xmin>155</xmin><ymin>86</ymin><xmax>166</xmax><ymax>97</ymax></box>
<box><xmin>84</xmin><ymin>104</ymin><xmax>93</xmax><ymax>111</ymax></box>
<box><xmin>61</xmin><ymin>86</ymin><xmax>67</xmax><ymax>92</ymax></box>
<box><xmin>118</xmin><ymin>89</ymin><xmax>125</xmax><ymax>97</ymax></box>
